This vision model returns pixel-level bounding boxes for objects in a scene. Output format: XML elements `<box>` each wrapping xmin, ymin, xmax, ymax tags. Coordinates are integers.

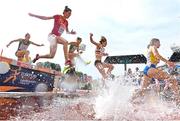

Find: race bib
<box><xmin>58</xmin><ymin>24</ymin><xmax>66</xmax><ymax>35</ymax></box>
<box><xmin>19</xmin><ymin>43</ymin><xmax>28</xmax><ymax>50</ymax></box>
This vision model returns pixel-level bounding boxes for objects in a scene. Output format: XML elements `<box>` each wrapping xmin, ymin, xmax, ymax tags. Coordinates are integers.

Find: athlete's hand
<box><xmin>104</xmin><ymin>53</ymin><xmax>108</xmax><ymax>56</ymax></box>
<box><xmin>70</xmin><ymin>29</ymin><xmax>76</xmax><ymax>34</ymax></box>
<box><xmin>28</xmin><ymin>13</ymin><xmax>34</xmax><ymax>17</ymax></box>
<box><xmin>102</xmin><ymin>53</ymin><xmax>108</xmax><ymax>56</ymax></box>
<box><xmin>90</xmin><ymin>33</ymin><xmax>93</xmax><ymax>37</ymax></box>
<box><xmin>6</xmin><ymin>44</ymin><xmax>10</xmax><ymax>48</ymax></box>
<box><xmin>166</xmin><ymin>61</ymin><xmax>175</xmax><ymax>68</ymax></box>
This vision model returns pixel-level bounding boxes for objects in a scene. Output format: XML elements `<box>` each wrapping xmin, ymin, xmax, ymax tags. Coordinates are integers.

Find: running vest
<box><xmin>69</xmin><ymin>44</ymin><xmax>78</xmax><ymax>53</ymax></box>
<box><xmin>51</xmin><ymin>15</ymin><xmax>68</xmax><ymax>36</ymax></box>
<box><xmin>96</xmin><ymin>47</ymin><xmax>105</xmax><ymax>53</ymax></box>
<box><xmin>146</xmin><ymin>49</ymin><xmax>159</xmax><ymax>64</ymax></box>
<box><xmin>17</xmin><ymin>39</ymin><xmax>31</xmax><ymax>51</ymax></box>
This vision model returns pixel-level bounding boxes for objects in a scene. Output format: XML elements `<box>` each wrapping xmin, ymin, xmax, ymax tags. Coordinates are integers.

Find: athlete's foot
<box><xmin>109</xmin><ymin>74</ymin><xmax>115</xmax><ymax>80</ymax></box>
<box><xmin>107</xmin><ymin>74</ymin><xmax>115</xmax><ymax>80</ymax></box>
<box><xmin>33</xmin><ymin>54</ymin><xmax>39</xmax><ymax>63</ymax></box>
<box><xmin>63</xmin><ymin>66</ymin><xmax>71</xmax><ymax>74</ymax></box>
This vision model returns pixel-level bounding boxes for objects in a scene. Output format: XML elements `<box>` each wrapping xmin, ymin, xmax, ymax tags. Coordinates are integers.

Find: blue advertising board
<box><xmin>0</xmin><ymin>64</ymin><xmax>55</xmax><ymax>92</ymax></box>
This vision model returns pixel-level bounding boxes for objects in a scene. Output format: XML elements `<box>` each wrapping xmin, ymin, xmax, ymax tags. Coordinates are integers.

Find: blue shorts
<box><xmin>143</xmin><ymin>64</ymin><xmax>156</xmax><ymax>76</ymax></box>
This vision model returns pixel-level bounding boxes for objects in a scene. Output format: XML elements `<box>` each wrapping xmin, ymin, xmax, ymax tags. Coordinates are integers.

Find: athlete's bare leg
<box><xmin>102</xmin><ymin>63</ymin><xmax>114</xmax><ymax>75</ymax></box>
<box><xmin>131</xmin><ymin>75</ymin><xmax>151</xmax><ymax>100</ymax></box>
<box><xmin>95</xmin><ymin>63</ymin><xmax>108</xmax><ymax>87</ymax></box>
<box><xmin>96</xmin><ymin>63</ymin><xmax>107</xmax><ymax>79</ymax></box>
<box><xmin>148</xmin><ymin>68</ymin><xmax>179</xmax><ymax>95</ymax></box>
<box><xmin>38</xmin><ymin>43</ymin><xmax>57</xmax><ymax>59</ymax></box>
<box><xmin>56</xmin><ymin>36</ymin><xmax>69</xmax><ymax>61</ymax></box>
<box><xmin>33</xmin><ymin>36</ymin><xmax>68</xmax><ymax>63</ymax></box>
<box><xmin>69</xmin><ymin>53</ymin><xmax>78</xmax><ymax>61</ymax></box>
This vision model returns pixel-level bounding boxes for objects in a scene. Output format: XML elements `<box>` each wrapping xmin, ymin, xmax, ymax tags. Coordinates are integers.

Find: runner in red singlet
<box><xmin>28</xmin><ymin>6</ymin><xmax>76</xmax><ymax>65</ymax></box>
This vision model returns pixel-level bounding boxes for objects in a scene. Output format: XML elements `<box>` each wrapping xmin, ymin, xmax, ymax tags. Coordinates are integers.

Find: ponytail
<box><xmin>100</xmin><ymin>36</ymin><xmax>107</xmax><ymax>44</ymax></box>
<box><xmin>63</xmin><ymin>6</ymin><xmax>72</xmax><ymax>13</ymax></box>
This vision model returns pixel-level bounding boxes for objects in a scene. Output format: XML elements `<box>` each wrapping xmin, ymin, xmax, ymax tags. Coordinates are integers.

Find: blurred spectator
<box><xmin>127</xmin><ymin>68</ymin><xmax>133</xmax><ymax>78</ymax></box>
<box><xmin>133</xmin><ymin>67</ymin><xmax>142</xmax><ymax>86</ymax></box>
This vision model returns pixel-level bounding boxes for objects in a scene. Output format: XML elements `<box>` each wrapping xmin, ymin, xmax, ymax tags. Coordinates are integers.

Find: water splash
<box><xmin>93</xmin><ymin>76</ymin><xmax>180</xmax><ymax>120</ymax></box>
<box><xmin>94</xmin><ymin>77</ymin><xmax>136</xmax><ymax>120</ymax></box>
<box><xmin>6</xmin><ymin>76</ymin><xmax>180</xmax><ymax>120</ymax></box>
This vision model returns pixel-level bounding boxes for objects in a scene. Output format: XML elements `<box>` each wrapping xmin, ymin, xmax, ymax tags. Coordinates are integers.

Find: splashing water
<box><xmin>93</xmin><ymin>76</ymin><xmax>180</xmax><ymax>120</ymax></box>
<box><xmin>9</xmin><ymin>96</ymin><xmax>96</xmax><ymax>121</ymax></box>
<box><xmin>5</xmin><ymin>76</ymin><xmax>180</xmax><ymax>120</ymax></box>
<box><xmin>94</xmin><ymin>77</ymin><xmax>136</xmax><ymax>120</ymax></box>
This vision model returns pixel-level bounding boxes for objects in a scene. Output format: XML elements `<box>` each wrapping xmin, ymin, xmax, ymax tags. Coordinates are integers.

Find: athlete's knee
<box><xmin>108</xmin><ymin>64</ymin><xmax>114</xmax><ymax>70</ymax></box>
<box><xmin>166</xmin><ymin>76</ymin><xmax>178</xmax><ymax>85</ymax></box>
<box><xmin>141</xmin><ymin>77</ymin><xmax>150</xmax><ymax>88</ymax></box>
<box><xmin>63</xmin><ymin>40</ymin><xmax>68</xmax><ymax>45</ymax></box>
<box><xmin>98</xmin><ymin>68</ymin><xmax>106</xmax><ymax>75</ymax></box>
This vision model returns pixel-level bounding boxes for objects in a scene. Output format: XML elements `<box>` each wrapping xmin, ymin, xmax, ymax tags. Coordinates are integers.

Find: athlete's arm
<box><xmin>6</xmin><ymin>39</ymin><xmax>21</xmax><ymax>47</ymax></box>
<box><xmin>68</xmin><ymin>42</ymin><xmax>80</xmax><ymax>53</ymax></box>
<box><xmin>30</xmin><ymin>41</ymin><xmax>44</xmax><ymax>46</ymax></box>
<box><xmin>152</xmin><ymin>46</ymin><xmax>168</xmax><ymax>63</ymax></box>
<box><xmin>152</xmin><ymin>46</ymin><xmax>174</xmax><ymax>67</ymax></box>
<box><xmin>68</xmin><ymin>42</ymin><xmax>77</xmax><ymax>46</ymax></box>
<box><xmin>28</xmin><ymin>13</ymin><xmax>53</xmax><ymax>20</ymax></box>
<box><xmin>66</xmin><ymin>27</ymin><xmax>76</xmax><ymax>34</ymax></box>
<box><xmin>89</xmin><ymin>33</ymin><xmax>98</xmax><ymax>46</ymax></box>
<box><xmin>102</xmin><ymin>53</ymin><xmax>108</xmax><ymax>56</ymax></box>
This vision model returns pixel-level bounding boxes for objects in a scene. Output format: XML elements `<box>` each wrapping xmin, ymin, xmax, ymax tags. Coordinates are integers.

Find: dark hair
<box><xmin>25</xmin><ymin>33</ymin><xmax>30</xmax><ymax>37</ymax></box>
<box><xmin>63</xmin><ymin>6</ymin><xmax>72</xmax><ymax>13</ymax></box>
<box><xmin>77</xmin><ymin>37</ymin><xmax>82</xmax><ymax>41</ymax></box>
<box><xmin>100</xmin><ymin>36</ymin><xmax>107</xmax><ymax>44</ymax></box>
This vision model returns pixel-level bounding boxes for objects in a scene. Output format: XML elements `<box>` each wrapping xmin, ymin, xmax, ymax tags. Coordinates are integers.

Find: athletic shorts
<box><xmin>48</xmin><ymin>34</ymin><xmax>57</xmax><ymax>46</ymax></box>
<box><xmin>143</xmin><ymin>64</ymin><xmax>156</xmax><ymax>76</ymax></box>
<box><xmin>15</xmin><ymin>50</ymin><xmax>27</xmax><ymax>58</ymax></box>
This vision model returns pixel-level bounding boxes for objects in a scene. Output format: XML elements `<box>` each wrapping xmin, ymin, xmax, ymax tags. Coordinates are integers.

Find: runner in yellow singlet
<box><xmin>132</xmin><ymin>38</ymin><xmax>179</xmax><ymax>102</ymax></box>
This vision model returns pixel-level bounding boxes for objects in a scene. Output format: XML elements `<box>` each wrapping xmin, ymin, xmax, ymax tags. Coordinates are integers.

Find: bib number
<box><xmin>58</xmin><ymin>24</ymin><xmax>65</xmax><ymax>35</ymax></box>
